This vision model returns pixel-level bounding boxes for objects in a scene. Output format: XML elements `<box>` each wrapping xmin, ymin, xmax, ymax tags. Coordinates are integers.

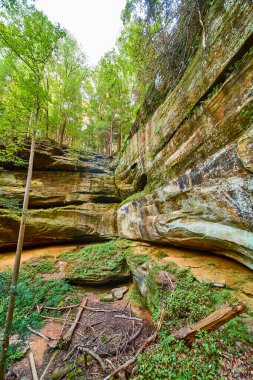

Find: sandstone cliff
<box><xmin>116</xmin><ymin>0</ymin><xmax>253</xmax><ymax>269</ymax></box>
<box><xmin>0</xmin><ymin>140</ymin><xmax>120</xmax><ymax>249</ymax></box>
<box><xmin>0</xmin><ymin>0</ymin><xmax>252</xmax><ymax>270</ymax></box>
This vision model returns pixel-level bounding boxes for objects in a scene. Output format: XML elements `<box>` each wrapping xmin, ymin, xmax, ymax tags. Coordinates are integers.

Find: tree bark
<box><xmin>0</xmin><ymin>129</ymin><xmax>36</xmax><ymax>379</ymax></box>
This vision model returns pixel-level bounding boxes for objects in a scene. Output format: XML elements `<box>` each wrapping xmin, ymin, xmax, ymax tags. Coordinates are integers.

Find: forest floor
<box><xmin>8</xmin><ymin>289</ymin><xmax>153</xmax><ymax>380</ymax></box>
<box><xmin>0</xmin><ymin>242</ymin><xmax>253</xmax><ymax>379</ymax></box>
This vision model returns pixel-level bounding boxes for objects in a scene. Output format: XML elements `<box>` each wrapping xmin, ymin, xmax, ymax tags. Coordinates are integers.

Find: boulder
<box><xmin>62</xmin><ymin>242</ymin><xmax>132</xmax><ymax>286</ymax></box>
<box><xmin>111</xmin><ymin>286</ymin><xmax>128</xmax><ymax>300</ymax></box>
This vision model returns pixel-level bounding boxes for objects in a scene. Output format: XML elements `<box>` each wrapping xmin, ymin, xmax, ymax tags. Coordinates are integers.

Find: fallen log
<box><xmin>103</xmin><ymin>308</ymin><xmax>165</xmax><ymax>380</ymax></box>
<box><xmin>173</xmin><ymin>302</ymin><xmax>245</xmax><ymax>346</ymax></box>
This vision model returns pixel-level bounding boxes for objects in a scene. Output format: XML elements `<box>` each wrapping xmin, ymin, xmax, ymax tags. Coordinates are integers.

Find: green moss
<box><xmin>61</xmin><ymin>240</ymin><xmax>132</xmax><ymax>281</ymax></box>
<box><xmin>130</xmin><ymin>285</ymin><xmax>146</xmax><ymax>308</ymax></box>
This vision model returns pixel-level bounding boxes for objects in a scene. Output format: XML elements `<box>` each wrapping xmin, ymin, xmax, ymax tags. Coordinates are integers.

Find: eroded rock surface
<box><xmin>0</xmin><ymin>140</ymin><xmax>119</xmax><ymax>249</ymax></box>
<box><xmin>116</xmin><ymin>0</ymin><xmax>253</xmax><ymax>269</ymax></box>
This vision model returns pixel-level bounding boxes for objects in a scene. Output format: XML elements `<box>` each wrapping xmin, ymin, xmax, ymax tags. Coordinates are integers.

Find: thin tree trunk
<box><xmin>45</xmin><ymin>76</ymin><xmax>49</xmax><ymax>138</ymax></box>
<box><xmin>0</xmin><ymin>127</ymin><xmax>36</xmax><ymax>379</ymax></box>
<box><xmin>59</xmin><ymin>115</ymin><xmax>67</xmax><ymax>148</ymax></box>
<box><xmin>109</xmin><ymin>122</ymin><xmax>113</xmax><ymax>156</ymax></box>
<box><xmin>117</xmin><ymin>126</ymin><xmax>122</xmax><ymax>152</ymax></box>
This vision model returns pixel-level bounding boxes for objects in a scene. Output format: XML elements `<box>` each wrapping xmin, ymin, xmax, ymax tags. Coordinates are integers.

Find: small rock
<box><xmin>111</xmin><ymin>286</ymin><xmax>128</xmax><ymax>300</ymax></box>
<box><xmin>100</xmin><ymin>294</ymin><xmax>114</xmax><ymax>302</ymax></box>
<box><xmin>212</xmin><ymin>281</ymin><xmax>226</xmax><ymax>288</ymax></box>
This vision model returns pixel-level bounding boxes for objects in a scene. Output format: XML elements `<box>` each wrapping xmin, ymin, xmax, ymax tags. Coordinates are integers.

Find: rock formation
<box><xmin>116</xmin><ymin>0</ymin><xmax>253</xmax><ymax>269</ymax></box>
<box><xmin>0</xmin><ymin>0</ymin><xmax>252</xmax><ymax>270</ymax></box>
<box><xmin>0</xmin><ymin>140</ymin><xmax>120</xmax><ymax>249</ymax></box>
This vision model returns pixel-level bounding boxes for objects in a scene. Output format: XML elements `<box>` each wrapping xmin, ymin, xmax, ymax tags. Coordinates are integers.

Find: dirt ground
<box><xmin>8</xmin><ymin>290</ymin><xmax>153</xmax><ymax>380</ymax></box>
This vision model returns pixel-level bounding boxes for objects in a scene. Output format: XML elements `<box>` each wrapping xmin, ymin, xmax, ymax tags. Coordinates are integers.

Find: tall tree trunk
<box><xmin>59</xmin><ymin>115</ymin><xmax>67</xmax><ymax>148</ymax></box>
<box><xmin>109</xmin><ymin>122</ymin><xmax>113</xmax><ymax>156</ymax></box>
<box><xmin>117</xmin><ymin>126</ymin><xmax>122</xmax><ymax>152</ymax></box>
<box><xmin>0</xmin><ymin>126</ymin><xmax>36</xmax><ymax>379</ymax></box>
<box><xmin>45</xmin><ymin>76</ymin><xmax>49</xmax><ymax>138</ymax></box>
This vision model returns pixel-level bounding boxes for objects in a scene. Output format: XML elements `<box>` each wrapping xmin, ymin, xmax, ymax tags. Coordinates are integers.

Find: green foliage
<box><xmin>22</xmin><ymin>256</ymin><xmax>58</xmax><ymax>275</ymax></box>
<box><xmin>0</xmin><ymin>265</ymin><xmax>81</xmax><ymax>365</ymax></box>
<box><xmin>136</xmin><ymin>265</ymin><xmax>252</xmax><ymax>379</ymax></box>
<box><xmin>137</xmin><ymin>333</ymin><xmax>222</xmax><ymax>380</ymax></box>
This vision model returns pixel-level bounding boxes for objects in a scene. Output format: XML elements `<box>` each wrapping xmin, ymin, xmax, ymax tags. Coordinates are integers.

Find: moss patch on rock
<box><xmin>61</xmin><ymin>240</ymin><xmax>132</xmax><ymax>285</ymax></box>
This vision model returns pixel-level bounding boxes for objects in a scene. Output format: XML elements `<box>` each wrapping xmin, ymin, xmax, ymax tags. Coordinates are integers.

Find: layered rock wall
<box><xmin>0</xmin><ymin>141</ymin><xmax>120</xmax><ymax>249</ymax></box>
<box><xmin>116</xmin><ymin>0</ymin><xmax>253</xmax><ymax>269</ymax></box>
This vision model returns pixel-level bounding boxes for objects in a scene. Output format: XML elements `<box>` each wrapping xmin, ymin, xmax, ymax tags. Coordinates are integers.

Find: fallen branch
<box><xmin>173</xmin><ymin>302</ymin><xmax>245</xmax><ymax>346</ymax></box>
<box><xmin>29</xmin><ymin>352</ymin><xmax>39</xmax><ymax>380</ymax></box>
<box><xmin>103</xmin><ymin>308</ymin><xmax>165</xmax><ymax>380</ymax></box>
<box><xmin>42</xmin><ymin>304</ymin><xmax>79</xmax><ymax>311</ymax></box>
<box><xmin>128</xmin><ymin>324</ymin><xmax>143</xmax><ymax>344</ymax></box>
<box><xmin>60</xmin><ymin>308</ymin><xmax>71</xmax><ymax>336</ymax></box>
<box><xmin>114</xmin><ymin>315</ymin><xmax>142</xmax><ymax>322</ymax></box>
<box><xmin>196</xmin><ymin>0</ymin><xmax>206</xmax><ymax>49</ymax></box>
<box><xmin>40</xmin><ymin>351</ymin><xmax>58</xmax><ymax>380</ymax></box>
<box><xmin>83</xmin><ymin>306</ymin><xmax>120</xmax><ymax>313</ymax></box>
<box><xmin>79</xmin><ymin>346</ymin><xmax>107</xmax><ymax>371</ymax></box>
<box><xmin>27</xmin><ymin>327</ymin><xmax>51</xmax><ymax>341</ymax></box>
<box><xmin>60</xmin><ymin>299</ymin><xmax>87</xmax><ymax>347</ymax></box>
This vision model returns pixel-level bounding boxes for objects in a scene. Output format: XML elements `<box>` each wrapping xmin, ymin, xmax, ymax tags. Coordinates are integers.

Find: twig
<box><xmin>83</xmin><ymin>306</ymin><xmax>116</xmax><ymax>313</ymax></box>
<box><xmin>114</xmin><ymin>315</ymin><xmax>142</xmax><ymax>322</ymax></box>
<box><xmin>79</xmin><ymin>346</ymin><xmax>107</xmax><ymax>371</ymax></box>
<box><xmin>60</xmin><ymin>308</ymin><xmax>71</xmax><ymax>336</ymax></box>
<box><xmin>29</xmin><ymin>352</ymin><xmax>39</xmax><ymax>380</ymax></box>
<box><xmin>128</xmin><ymin>324</ymin><xmax>143</xmax><ymax>344</ymax></box>
<box><xmin>41</xmin><ymin>315</ymin><xmax>88</xmax><ymax>328</ymax></box>
<box><xmin>41</xmin><ymin>316</ymin><xmax>71</xmax><ymax>322</ymax></box>
<box><xmin>57</xmin><ymin>366</ymin><xmax>75</xmax><ymax>380</ymax></box>
<box><xmin>64</xmin><ymin>344</ymin><xmax>79</xmax><ymax>361</ymax></box>
<box><xmin>40</xmin><ymin>351</ymin><xmax>58</xmax><ymax>380</ymax></box>
<box><xmin>103</xmin><ymin>308</ymin><xmax>165</xmax><ymax>380</ymax></box>
<box><xmin>106</xmin><ymin>358</ymin><xmax>116</xmax><ymax>370</ymax></box>
<box><xmin>42</xmin><ymin>304</ymin><xmax>79</xmax><ymax>311</ymax></box>
<box><xmin>165</xmin><ymin>272</ymin><xmax>175</xmax><ymax>291</ymax></box>
<box><xmin>197</xmin><ymin>0</ymin><xmax>206</xmax><ymax>49</ymax></box>
<box><xmin>27</xmin><ymin>327</ymin><xmax>51</xmax><ymax>341</ymax></box>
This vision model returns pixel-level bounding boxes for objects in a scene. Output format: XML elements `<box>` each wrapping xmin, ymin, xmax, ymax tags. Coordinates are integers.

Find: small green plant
<box><xmin>22</xmin><ymin>256</ymin><xmax>58</xmax><ymax>274</ymax></box>
<box><xmin>156</xmin><ymin>251</ymin><xmax>167</xmax><ymax>259</ymax></box>
<box><xmin>136</xmin><ymin>264</ymin><xmax>252</xmax><ymax>379</ymax></box>
<box><xmin>0</xmin><ymin>265</ymin><xmax>81</xmax><ymax>367</ymax></box>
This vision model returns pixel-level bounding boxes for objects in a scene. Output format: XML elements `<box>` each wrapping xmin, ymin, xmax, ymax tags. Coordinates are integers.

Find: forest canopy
<box><xmin>0</xmin><ymin>0</ymin><xmax>207</xmax><ymax>159</ymax></box>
